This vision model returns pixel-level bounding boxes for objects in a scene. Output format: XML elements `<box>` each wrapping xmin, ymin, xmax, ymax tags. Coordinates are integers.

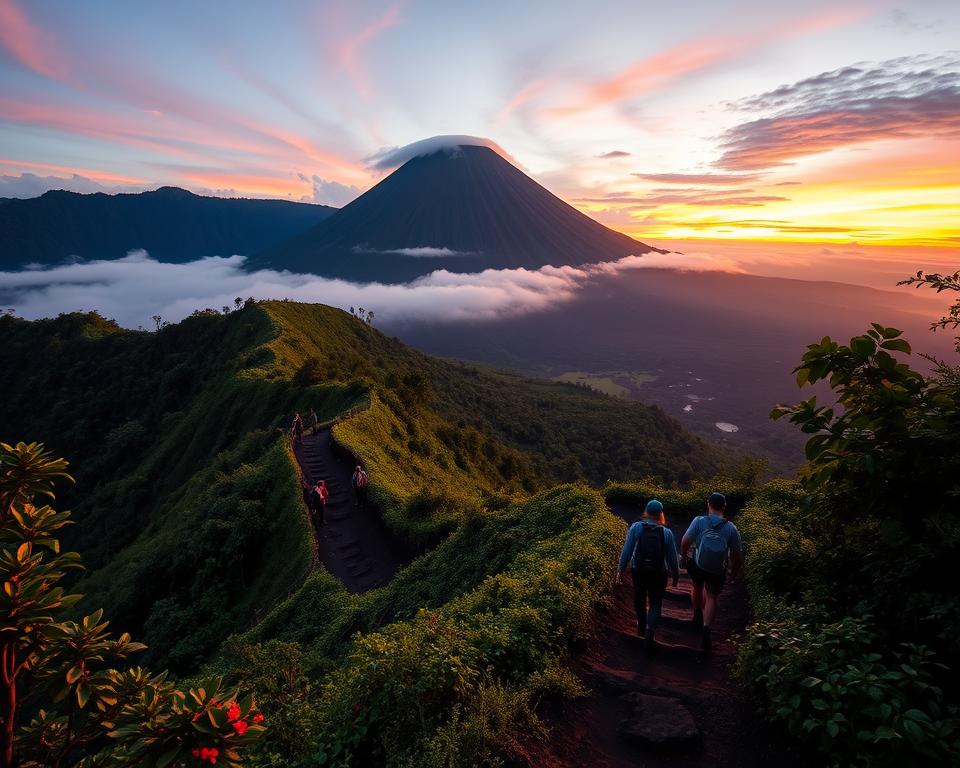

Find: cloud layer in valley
<box><xmin>0</xmin><ymin>250</ymin><xmax>668</xmax><ymax>329</ymax></box>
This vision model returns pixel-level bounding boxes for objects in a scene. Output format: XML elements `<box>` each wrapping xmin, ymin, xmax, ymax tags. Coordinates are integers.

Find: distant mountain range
<box><xmin>0</xmin><ymin>186</ymin><xmax>335</xmax><ymax>268</ymax></box>
<box><xmin>255</xmin><ymin>144</ymin><xmax>658</xmax><ymax>282</ymax></box>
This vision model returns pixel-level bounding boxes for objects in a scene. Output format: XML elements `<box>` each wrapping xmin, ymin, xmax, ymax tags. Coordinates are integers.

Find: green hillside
<box><xmin>0</xmin><ymin>301</ymin><xmax>722</xmax><ymax>673</ymax></box>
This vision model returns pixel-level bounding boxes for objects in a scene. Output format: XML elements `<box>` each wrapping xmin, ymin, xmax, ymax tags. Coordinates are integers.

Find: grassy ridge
<box><xmin>0</xmin><ymin>301</ymin><xmax>724</xmax><ymax>675</ymax></box>
<box><xmin>228</xmin><ymin>485</ymin><xmax>624</xmax><ymax>766</ymax></box>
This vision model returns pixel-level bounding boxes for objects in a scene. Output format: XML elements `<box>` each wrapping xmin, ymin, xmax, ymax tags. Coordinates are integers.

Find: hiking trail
<box><xmin>534</xmin><ymin>501</ymin><xmax>793</xmax><ymax>768</ymax></box>
<box><xmin>293</xmin><ymin>428</ymin><xmax>406</xmax><ymax>592</ymax></box>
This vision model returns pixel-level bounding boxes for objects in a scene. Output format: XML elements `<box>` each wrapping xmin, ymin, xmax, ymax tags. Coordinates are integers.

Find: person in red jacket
<box><xmin>310</xmin><ymin>479</ymin><xmax>329</xmax><ymax>523</ymax></box>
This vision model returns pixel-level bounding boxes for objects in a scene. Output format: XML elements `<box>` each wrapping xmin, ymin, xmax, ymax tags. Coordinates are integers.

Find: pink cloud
<box><xmin>333</xmin><ymin>3</ymin><xmax>401</xmax><ymax>98</ymax></box>
<box><xmin>0</xmin><ymin>158</ymin><xmax>145</xmax><ymax>184</ymax></box>
<box><xmin>496</xmin><ymin>77</ymin><xmax>553</xmax><ymax>126</ymax></box>
<box><xmin>549</xmin><ymin>7</ymin><xmax>868</xmax><ymax>117</ymax></box>
<box><xmin>0</xmin><ymin>0</ymin><xmax>67</xmax><ymax>80</ymax></box>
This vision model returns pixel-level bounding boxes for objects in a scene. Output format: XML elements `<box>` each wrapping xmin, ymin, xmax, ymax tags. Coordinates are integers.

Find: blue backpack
<box><xmin>695</xmin><ymin>517</ymin><xmax>731</xmax><ymax>574</ymax></box>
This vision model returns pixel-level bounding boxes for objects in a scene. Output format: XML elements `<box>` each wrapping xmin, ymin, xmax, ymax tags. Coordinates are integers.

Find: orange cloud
<box><xmin>333</xmin><ymin>3</ymin><xmax>401</xmax><ymax>98</ymax></box>
<box><xmin>0</xmin><ymin>158</ymin><xmax>145</xmax><ymax>184</ymax></box>
<box><xmin>176</xmin><ymin>169</ymin><xmax>310</xmax><ymax>198</ymax></box>
<box><xmin>0</xmin><ymin>0</ymin><xmax>67</xmax><ymax>80</ymax></box>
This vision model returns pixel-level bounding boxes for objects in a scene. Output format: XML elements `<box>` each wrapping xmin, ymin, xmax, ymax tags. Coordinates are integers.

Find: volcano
<box><xmin>255</xmin><ymin>139</ymin><xmax>658</xmax><ymax>282</ymax></box>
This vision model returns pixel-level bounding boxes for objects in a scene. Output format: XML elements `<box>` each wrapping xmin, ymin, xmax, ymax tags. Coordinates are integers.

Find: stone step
<box><xmin>348</xmin><ymin>561</ymin><xmax>373</xmax><ymax>578</ymax></box>
<box><xmin>617</xmin><ymin>693</ymin><xmax>699</xmax><ymax>748</ymax></box>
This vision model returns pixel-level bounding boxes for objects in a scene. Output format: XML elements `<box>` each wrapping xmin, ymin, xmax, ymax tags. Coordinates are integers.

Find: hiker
<box><xmin>680</xmin><ymin>492</ymin><xmax>743</xmax><ymax>652</ymax></box>
<box><xmin>352</xmin><ymin>465</ymin><xmax>368</xmax><ymax>508</ymax></box>
<box><xmin>310</xmin><ymin>479</ymin><xmax>329</xmax><ymax>524</ymax></box>
<box><xmin>309</xmin><ymin>407</ymin><xmax>319</xmax><ymax>435</ymax></box>
<box><xmin>616</xmin><ymin>499</ymin><xmax>679</xmax><ymax>652</ymax></box>
<box><xmin>292</xmin><ymin>412</ymin><xmax>304</xmax><ymax>444</ymax></box>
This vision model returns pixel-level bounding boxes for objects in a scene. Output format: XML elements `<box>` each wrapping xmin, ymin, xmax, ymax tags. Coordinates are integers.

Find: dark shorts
<box><xmin>687</xmin><ymin>559</ymin><xmax>726</xmax><ymax>595</ymax></box>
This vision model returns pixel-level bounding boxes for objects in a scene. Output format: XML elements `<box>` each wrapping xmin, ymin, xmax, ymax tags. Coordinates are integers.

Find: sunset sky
<box><xmin>1</xmin><ymin>0</ymin><xmax>958</xmax><ymax>264</ymax></box>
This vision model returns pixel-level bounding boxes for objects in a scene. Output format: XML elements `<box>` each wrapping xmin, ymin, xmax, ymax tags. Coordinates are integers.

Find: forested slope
<box><xmin>0</xmin><ymin>301</ymin><xmax>722</xmax><ymax>673</ymax></box>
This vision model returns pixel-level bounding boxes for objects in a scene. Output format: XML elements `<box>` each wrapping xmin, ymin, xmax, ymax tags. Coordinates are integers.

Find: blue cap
<box><xmin>645</xmin><ymin>499</ymin><xmax>664</xmax><ymax>514</ymax></box>
<box><xmin>709</xmin><ymin>492</ymin><xmax>727</xmax><ymax>509</ymax></box>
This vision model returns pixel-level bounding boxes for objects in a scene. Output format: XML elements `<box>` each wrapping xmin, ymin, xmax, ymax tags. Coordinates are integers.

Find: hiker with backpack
<box><xmin>680</xmin><ymin>492</ymin><xmax>743</xmax><ymax>652</ymax></box>
<box><xmin>309</xmin><ymin>479</ymin><xmax>329</xmax><ymax>524</ymax></box>
<box><xmin>292</xmin><ymin>412</ymin><xmax>304</xmax><ymax>444</ymax></box>
<box><xmin>616</xmin><ymin>499</ymin><xmax>679</xmax><ymax>652</ymax></box>
<box><xmin>351</xmin><ymin>465</ymin><xmax>368</xmax><ymax>508</ymax></box>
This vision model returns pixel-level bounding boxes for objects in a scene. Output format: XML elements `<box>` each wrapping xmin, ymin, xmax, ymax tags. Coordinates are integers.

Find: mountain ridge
<box><xmin>0</xmin><ymin>186</ymin><xmax>336</xmax><ymax>268</ymax></box>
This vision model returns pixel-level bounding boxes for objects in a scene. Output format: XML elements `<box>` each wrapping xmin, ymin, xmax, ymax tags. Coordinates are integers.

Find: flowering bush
<box><xmin>0</xmin><ymin>441</ymin><xmax>266</xmax><ymax>767</ymax></box>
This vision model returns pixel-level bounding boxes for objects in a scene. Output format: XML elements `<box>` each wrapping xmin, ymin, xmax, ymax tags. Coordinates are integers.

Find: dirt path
<box><xmin>536</xmin><ymin>502</ymin><xmax>790</xmax><ymax>768</ymax></box>
<box><xmin>293</xmin><ymin>429</ymin><xmax>405</xmax><ymax>592</ymax></box>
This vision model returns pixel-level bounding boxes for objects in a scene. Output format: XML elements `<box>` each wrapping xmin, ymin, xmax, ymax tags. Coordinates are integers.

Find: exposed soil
<box><xmin>293</xmin><ymin>428</ymin><xmax>406</xmax><ymax>592</ymax></box>
<box><xmin>532</xmin><ymin>502</ymin><xmax>793</xmax><ymax>768</ymax></box>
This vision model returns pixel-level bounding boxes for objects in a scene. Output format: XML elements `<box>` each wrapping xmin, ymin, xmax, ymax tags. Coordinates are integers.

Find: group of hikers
<box><xmin>293</xmin><ymin>409</ymin><xmax>740</xmax><ymax>654</ymax></box>
<box><xmin>291</xmin><ymin>408</ymin><xmax>319</xmax><ymax>443</ymax></box>
<box><xmin>307</xmin><ymin>465</ymin><xmax>369</xmax><ymax>523</ymax></box>
<box><xmin>617</xmin><ymin>492</ymin><xmax>742</xmax><ymax>653</ymax></box>
<box><xmin>292</xmin><ymin>410</ymin><xmax>370</xmax><ymax>524</ymax></box>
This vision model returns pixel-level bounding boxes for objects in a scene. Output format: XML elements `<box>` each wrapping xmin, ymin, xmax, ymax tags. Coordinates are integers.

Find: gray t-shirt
<box><xmin>685</xmin><ymin>513</ymin><xmax>742</xmax><ymax>559</ymax></box>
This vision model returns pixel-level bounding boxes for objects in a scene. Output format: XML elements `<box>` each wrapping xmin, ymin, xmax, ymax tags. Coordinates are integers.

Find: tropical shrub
<box><xmin>738</xmin><ymin>295</ymin><xmax>960</xmax><ymax>766</ymax></box>
<box><xmin>0</xmin><ymin>441</ymin><xmax>265</xmax><ymax>767</ymax></box>
<box><xmin>736</xmin><ymin>614</ymin><xmax>960</xmax><ymax>767</ymax></box>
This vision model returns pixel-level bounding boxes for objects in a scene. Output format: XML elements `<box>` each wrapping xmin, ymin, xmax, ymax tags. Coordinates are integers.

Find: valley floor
<box><xmin>534</xmin><ymin>503</ymin><xmax>794</xmax><ymax>768</ymax></box>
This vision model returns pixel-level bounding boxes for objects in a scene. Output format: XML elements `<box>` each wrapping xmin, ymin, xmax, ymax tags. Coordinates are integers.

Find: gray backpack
<box><xmin>695</xmin><ymin>517</ymin><xmax>730</xmax><ymax>574</ymax></box>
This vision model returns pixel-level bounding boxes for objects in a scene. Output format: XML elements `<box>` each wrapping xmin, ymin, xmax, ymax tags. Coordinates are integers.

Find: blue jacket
<box><xmin>619</xmin><ymin>520</ymin><xmax>679</xmax><ymax>578</ymax></box>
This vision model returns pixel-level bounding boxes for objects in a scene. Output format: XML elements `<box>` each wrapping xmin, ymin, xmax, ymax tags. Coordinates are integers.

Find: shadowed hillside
<box><xmin>0</xmin><ymin>186</ymin><xmax>335</xmax><ymax>267</ymax></box>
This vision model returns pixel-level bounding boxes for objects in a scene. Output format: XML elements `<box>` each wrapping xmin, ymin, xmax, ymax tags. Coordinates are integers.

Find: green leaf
<box><xmin>850</xmin><ymin>335</ymin><xmax>877</xmax><ymax>358</ymax></box>
<box><xmin>880</xmin><ymin>338</ymin><xmax>911</xmax><ymax>354</ymax></box>
<box><xmin>155</xmin><ymin>743</ymin><xmax>181</xmax><ymax>768</ymax></box>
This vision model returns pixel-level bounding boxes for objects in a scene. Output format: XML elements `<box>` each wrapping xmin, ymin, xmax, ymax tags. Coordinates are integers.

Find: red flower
<box><xmin>192</xmin><ymin>748</ymin><xmax>200</xmax><ymax>758</ymax></box>
<box><xmin>226</xmin><ymin>702</ymin><xmax>241</xmax><ymax>722</ymax></box>
<box><xmin>232</xmin><ymin>719</ymin><xmax>249</xmax><ymax>735</ymax></box>
<box><xmin>253</xmin><ymin>713</ymin><xmax>265</xmax><ymax>724</ymax></box>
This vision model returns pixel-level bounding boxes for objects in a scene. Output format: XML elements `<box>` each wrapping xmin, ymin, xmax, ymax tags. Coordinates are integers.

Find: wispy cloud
<box><xmin>632</xmin><ymin>172</ymin><xmax>761</xmax><ymax>184</ymax></box>
<box><xmin>598</xmin><ymin>150</ymin><xmax>632</xmax><ymax>159</ymax></box>
<box><xmin>0</xmin><ymin>159</ymin><xmax>146</xmax><ymax>185</ymax></box>
<box><xmin>718</xmin><ymin>54</ymin><xmax>960</xmax><ymax>170</ymax></box>
<box><xmin>495</xmin><ymin>77</ymin><xmax>553</xmax><ymax>125</ymax></box>
<box><xmin>0</xmin><ymin>0</ymin><xmax>67</xmax><ymax>80</ymax></box>
<box><xmin>577</xmin><ymin>188</ymin><xmax>788</xmax><ymax>208</ymax></box>
<box><xmin>350</xmin><ymin>246</ymin><xmax>475</xmax><ymax>258</ymax></box>
<box><xmin>548</xmin><ymin>7</ymin><xmax>867</xmax><ymax>117</ymax></box>
<box><xmin>333</xmin><ymin>3</ymin><xmax>401</xmax><ymax>98</ymax></box>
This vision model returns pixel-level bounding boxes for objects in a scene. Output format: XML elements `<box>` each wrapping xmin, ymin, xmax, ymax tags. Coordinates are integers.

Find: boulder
<box><xmin>618</xmin><ymin>693</ymin><xmax>700</xmax><ymax>747</ymax></box>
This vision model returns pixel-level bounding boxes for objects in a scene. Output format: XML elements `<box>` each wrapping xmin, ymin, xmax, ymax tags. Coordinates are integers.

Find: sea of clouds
<box><xmin>2</xmin><ymin>246</ymin><xmax>948</xmax><ymax>331</ymax></box>
<box><xmin>0</xmin><ymin>250</ymin><xmax>715</xmax><ymax>330</ymax></box>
